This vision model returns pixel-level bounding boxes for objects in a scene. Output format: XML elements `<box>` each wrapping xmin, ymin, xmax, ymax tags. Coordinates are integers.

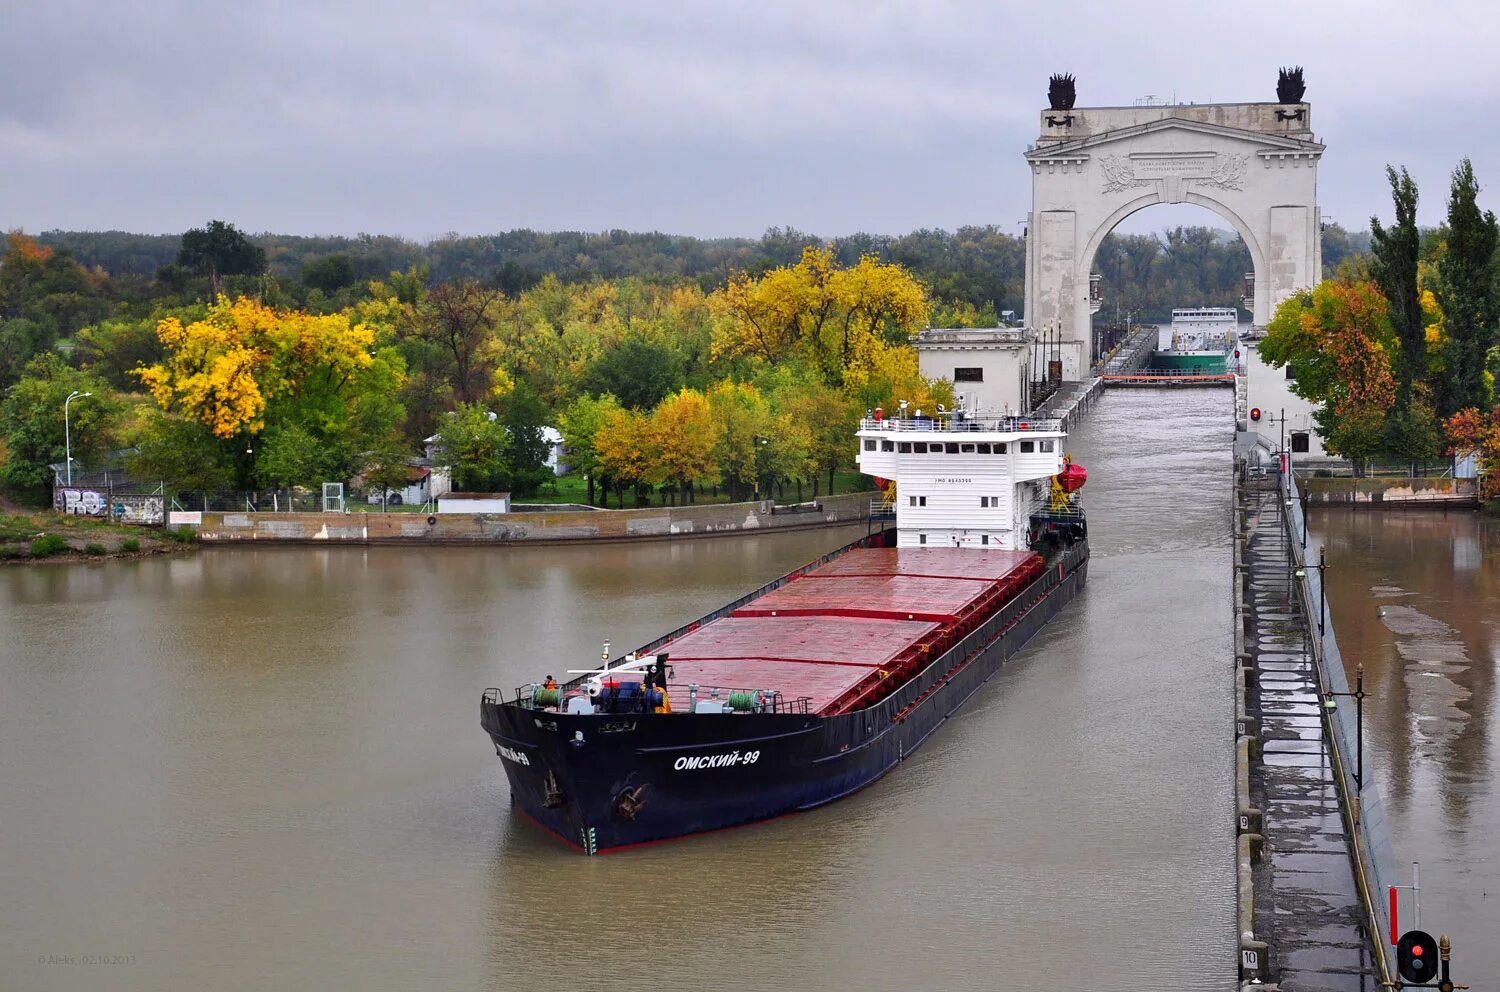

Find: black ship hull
<box><xmin>480</xmin><ymin>539</ymin><xmax>1088</xmax><ymax>854</ymax></box>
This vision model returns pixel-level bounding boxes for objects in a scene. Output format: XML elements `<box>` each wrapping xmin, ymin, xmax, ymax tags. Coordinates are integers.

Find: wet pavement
<box><xmin>1241</xmin><ymin>484</ymin><xmax>1380</xmax><ymax>990</ymax></box>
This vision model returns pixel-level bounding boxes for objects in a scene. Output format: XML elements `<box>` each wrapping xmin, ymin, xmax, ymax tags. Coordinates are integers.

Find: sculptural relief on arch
<box><xmin>1021</xmin><ymin>84</ymin><xmax>1324</xmax><ymax>379</ymax></box>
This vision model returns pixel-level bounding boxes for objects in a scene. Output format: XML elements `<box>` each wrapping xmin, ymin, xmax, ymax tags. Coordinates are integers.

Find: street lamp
<box><xmin>64</xmin><ymin>390</ymin><xmax>92</xmax><ymax>485</ymax></box>
<box><xmin>1323</xmin><ymin>662</ymin><xmax>1366</xmax><ymax>791</ymax></box>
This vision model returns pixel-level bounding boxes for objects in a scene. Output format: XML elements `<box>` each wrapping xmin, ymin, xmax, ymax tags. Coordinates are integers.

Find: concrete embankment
<box><xmin>1299</xmin><ymin>474</ymin><xmax>1479</xmax><ymax>508</ymax></box>
<box><xmin>178</xmin><ymin>492</ymin><xmax>878</xmax><ymax>546</ymax></box>
<box><xmin>1232</xmin><ymin>468</ymin><xmax>1397</xmax><ymax>988</ymax></box>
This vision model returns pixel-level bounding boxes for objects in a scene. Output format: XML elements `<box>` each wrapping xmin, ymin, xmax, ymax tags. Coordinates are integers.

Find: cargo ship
<box><xmin>480</xmin><ymin>408</ymin><xmax>1089</xmax><ymax>853</ymax></box>
<box><xmin>1150</xmin><ymin>306</ymin><xmax>1239</xmax><ymax>373</ymax></box>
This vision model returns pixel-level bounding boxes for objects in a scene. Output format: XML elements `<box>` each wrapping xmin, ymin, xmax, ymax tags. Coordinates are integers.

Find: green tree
<box><xmin>1369</xmin><ymin>166</ymin><xmax>1424</xmax><ymax>410</ymax></box>
<box><xmin>558</xmin><ymin>393</ymin><xmax>621</xmax><ymax>506</ymax></box>
<box><xmin>125</xmin><ymin>409</ymin><xmax>235</xmax><ymax>502</ymax></box>
<box><xmin>578</xmin><ymin>333</ymin><xmax>684</xmax><ymax>410</ymax></box>
<box><xmin>0</xmin><ymin>354</ymin><xmax>120</xmax><ymax>501</ymax></box>
<box><xmin>435</xmin><ymin>404</ymin><xmax>511</xmax><ymax>493</ymax></box>
<box><xmin>177</xmin><ymin>220</ymin><xmax>267</xmax><ymax>304</ymax></box>
<box><xmin>254</xmin><ymin>422</ymin><xmax>335</xmax><ymax>490</ymax></box>
<box><xmin>1435</xmin><ymin>159</ymin><xmax>1499</xmax><ymax>416</ymax></box>
<box><xmin>302</xmin><ymin>254</ymin><xmax>357</xmax><ymax>293</ymax></box>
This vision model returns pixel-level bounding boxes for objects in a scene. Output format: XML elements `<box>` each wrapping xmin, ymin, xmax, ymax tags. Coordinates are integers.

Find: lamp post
<box><xmin>64</xmin><ymin>390</ymin><xmax>92</xmax><ymax>485</ymax></box>
<box><xmin>1322</xmin><ymin>662</ymin><xmax>1366</xmax><ymax>791</ymax></box>
<box><xmin>1317</xmin><ymin>546</ymin><xmax>1328</xmax><ymax>638</ymax></box>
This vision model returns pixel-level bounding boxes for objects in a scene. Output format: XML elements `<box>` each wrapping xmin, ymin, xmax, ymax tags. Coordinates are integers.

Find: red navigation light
<box><xmin>1250</xmin><ymin>407</ymin><xmax>1262</xmax><ymax>422</ymax></box>
<box><xmin>1397</xmin><ymin>930</ymin><xmax>1439</xmax><ymax>982</ymax></box>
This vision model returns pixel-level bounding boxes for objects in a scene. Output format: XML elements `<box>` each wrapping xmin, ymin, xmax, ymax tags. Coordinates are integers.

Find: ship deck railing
<box><xmin>859</xmin><ymin>415</ymin><xmax>1063</xmax><ymax>433</ymax></box>
<box><xmin>495</xmin><ymin>682</ymin><xmax>814</xmax><ymax>716</ymax></box>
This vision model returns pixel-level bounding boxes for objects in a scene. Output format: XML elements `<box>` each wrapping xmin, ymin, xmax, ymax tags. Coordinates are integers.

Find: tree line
<box><xmin>1261</xmin><ymin>159</ymin><xmax>1500</xmax><ymax>494</ymax></box>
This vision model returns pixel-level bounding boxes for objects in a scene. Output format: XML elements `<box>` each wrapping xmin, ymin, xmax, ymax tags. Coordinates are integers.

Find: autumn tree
<box><xmin>134</xmin><ymin>297</ymin><xmax>406</xmax><ymax>488</ymax></box>
<box><xmin>707</xmin><ymin>381</ymin><xmax>772</xmax><ymax>501</ymax></box>
<box><xmin>649</xmin><ymin>388</ymin><xmax>718</xmax><ymax>503</ymax></box>
<box><xmin>714</xmin><ymin>247</ymin><xmax>929</xmax><ymax>386</ymax></box>
<box><xmin>401</xmin><ymin>279</ymin><xmax>505</xmax><ymax>406</ymax></box>
<box><xmin>595</xmin><ymin>404</ymin><xmax>656</xmax><ymax>506</ymax></box>
<box><xmin>1263</xmin><ymin>280</ymin><xmax>1397</xmax><ymax>472</ymax></box>
<box><xmin>176</xmin><ymin>220</ymin><xmax>266</xmax><ymax>304</ymax></box>
<box><xmin>1445</xmin><ymin>405</ymin><xmax>1500</xmax><ymax>498</ymax></box>
<box><xmin>1434</xmin><ymin>159</ymin><xmax>1498</xmax><ymax>416</ymax></box>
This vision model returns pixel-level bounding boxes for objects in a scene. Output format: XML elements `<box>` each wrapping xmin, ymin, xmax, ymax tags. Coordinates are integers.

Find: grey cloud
<box><xmin>3</xmin><ymin>0</ymin><xmax>1498</xmax><ymax>237</ymax></box>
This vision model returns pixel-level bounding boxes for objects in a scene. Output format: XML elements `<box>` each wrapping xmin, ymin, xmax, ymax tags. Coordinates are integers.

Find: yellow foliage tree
<box><xmin>649</xmin><ymin>388</ymin><xmax>719</xmax><ymax>501</ymax></box>
<box><xmin>136</xmin><ymin>297</ymin><xmax>378</xmax><ymax>438</ymax></box>
<box><xmin>713</xmin><ymin>247</ymin><xmax>929</xmax><ymax>385</ymax></box>
<box><xmin>594</xmin><ymin>404</ymin><xmax>655</xmax><ymax>505</ymax></box>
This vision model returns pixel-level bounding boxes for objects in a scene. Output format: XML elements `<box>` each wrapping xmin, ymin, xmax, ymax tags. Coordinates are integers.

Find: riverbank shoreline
<box><xmin>0</xmin><ymin>507</ymin><xmax>192</xmax><ymax>565</ymax></box>
<box><xmin>181</xmin><ymin>491</ymin><xmax>882</xmax><ymax>546</ymax></box>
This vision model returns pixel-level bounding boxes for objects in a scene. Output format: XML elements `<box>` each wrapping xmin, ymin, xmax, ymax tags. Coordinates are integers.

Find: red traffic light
<box><xmin>1397</xmin><ymin>930</ymin><xmax>1439</xmax><ymax>982</ymax></box>
<box><xmin>1250</xmin><ymin>407</ymin><xmax>1262</xmax><ymax>422</ymax></box>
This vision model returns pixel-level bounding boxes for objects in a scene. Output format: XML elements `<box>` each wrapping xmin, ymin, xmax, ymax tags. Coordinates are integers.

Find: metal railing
<box><xmin>859</xmin><ymin>415</ymin><xmax>1063</xmax><ymax>433</ymax></box>
<box><xmin>503</xmin><ymin>681</ymin><xmax>813</xmax><ymax>716</ymax></box>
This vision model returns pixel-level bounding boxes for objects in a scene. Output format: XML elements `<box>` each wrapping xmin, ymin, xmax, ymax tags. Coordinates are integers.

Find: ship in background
<box><xmin>1150</xmin><ymin>306</ymin><xmax>1239</xmax><ymax>374</ymax></box>
<box><xmin>480</xmin><ymin>405</ymin><xmax>1088</xmax><ymax>854</ymax></box>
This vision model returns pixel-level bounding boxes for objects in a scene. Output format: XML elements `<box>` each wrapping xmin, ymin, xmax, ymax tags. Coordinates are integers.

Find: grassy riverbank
<box><xmin>0</xmin><ymin>509</ymin><xmax>189</xmax><ymax>563</ymax></box>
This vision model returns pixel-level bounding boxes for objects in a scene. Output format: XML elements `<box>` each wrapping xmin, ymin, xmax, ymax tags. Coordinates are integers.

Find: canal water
<box><xmin>1</xmin><ymin>390</ymin><xmax>1237</xmax><ymax>992</ymax></box>
<box><xmin>1313</xmin><ymin>507</ymin><xmax>1500</xmax><ymax>980</ymax></box>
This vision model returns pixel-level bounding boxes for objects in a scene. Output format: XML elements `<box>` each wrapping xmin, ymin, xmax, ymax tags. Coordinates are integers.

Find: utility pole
<box><xmin>64</xmin><ymin>390</ymin><xmax>92</xmax><ymax>486</ymax></box>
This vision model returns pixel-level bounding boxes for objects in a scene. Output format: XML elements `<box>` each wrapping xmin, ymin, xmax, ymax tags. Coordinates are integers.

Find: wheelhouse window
<box><xmin>954</xmin><ymin>367</ymin><xmax>984</xmax><ymax>382</ymax></box>
<box><xmin>960</xmin><ymin>443</ymin><xmax>976</xmax><ymax>454</ymax></box>
<box><xmin>944</xmin><ymin>442</ymin><xmax>959</xmax><ymax>454</ymax></box>
<box><xmin>864</xmin><ymin>439</ymin><xmax>876</xmax><ymax>451</ymax></box>
<box><xmin>1039</xmin><ymin>439</ymin><xmax>1055</xmax><ymax>452</ymax></box>
<box><xmin>1020</xmin><ymin>441</ymin><xmax>1035</xmax><ymax>453</ymax></box>
<box><xmin>1291</xmin><ymin>432</ymin><xmax>1310</xmax><ymax>453</ymax></box>
<box><xmin>913</xmin><ymin>442</ymin><xmax>927</xmax><ymax>453</ymax></box>
<box><xmin>898</xmin><ymin>442</ymin><xmax>912</xmax><ymax>453</ymax></box>
<box><xmin>881</xmin><ymin>439</ymin><xmax>895</xmax><ymax>452</ymax></box>
<box><xmin>977</xmin><ymin>443</ymin><xmax>991</xmax><ymax>454</ymax></box>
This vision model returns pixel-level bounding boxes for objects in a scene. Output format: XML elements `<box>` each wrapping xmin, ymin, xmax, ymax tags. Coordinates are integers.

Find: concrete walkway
<box><xmin>1242</xmin><ymin>486</ymin><xmax>1381</xmax><ymax>991</ymax></box>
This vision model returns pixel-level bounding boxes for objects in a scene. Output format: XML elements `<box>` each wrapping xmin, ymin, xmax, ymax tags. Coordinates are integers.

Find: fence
<box><xmin>52</xmin><ymin>472</ymin><xmax>165</xmax><ymax>525</ymax></box>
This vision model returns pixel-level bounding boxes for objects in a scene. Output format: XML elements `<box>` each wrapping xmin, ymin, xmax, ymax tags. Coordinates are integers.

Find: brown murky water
<box><xmin>2</xmin><ymin>391</ymin><xmax>1237</xmax><ymax>991</ymax></box>
<box><xmin>1313</xmin><ymin>508</ymin><xmax>1500</xmax><ymax>979</ymax></box>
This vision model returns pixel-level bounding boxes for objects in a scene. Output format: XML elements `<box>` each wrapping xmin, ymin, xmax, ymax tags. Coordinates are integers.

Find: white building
<box><xmin>438</xmin><ymin>492</ymin><xmax>511</xmax><ymax>514</ymax></box>
<box><xmin>856</xmin><ymin>414</ymin><xmax>1067</xmax><ymax>550</ymax></box>
<box><xmin>1240</xmin><ymin>337</ymin><xmax>1331</xmax><ymax>462</ymax></box>
<box><xmin>916</xmin><ymin>327</ymin><xmax>1034</xmax><ymax>417</ymax></box>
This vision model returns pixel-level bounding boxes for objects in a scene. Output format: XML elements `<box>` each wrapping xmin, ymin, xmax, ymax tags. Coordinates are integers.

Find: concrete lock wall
<box><xmin>1301</xmin><ymin>476</ymin><xmax>1479</xmax><ymax>506</ymax></box>
<box><xmin>188</xmin><ymin>493</ymin><xmax>879</xmax><ymax>545</ymax></box>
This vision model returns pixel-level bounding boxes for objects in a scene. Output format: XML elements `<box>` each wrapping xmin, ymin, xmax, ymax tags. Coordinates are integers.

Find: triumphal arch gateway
<box><xmin>1022</xmin><ymin>96</ymin><xmax>1324</xmax><ymax>378</ymax></box>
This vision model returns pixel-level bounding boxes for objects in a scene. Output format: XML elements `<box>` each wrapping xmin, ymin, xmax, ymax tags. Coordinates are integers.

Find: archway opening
<box><xmin>1086</xmin><ymin>202</ymin><xmax>1255</xmax><ymax>369</ymax></box>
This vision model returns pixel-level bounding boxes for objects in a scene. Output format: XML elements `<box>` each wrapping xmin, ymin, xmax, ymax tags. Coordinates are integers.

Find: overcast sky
<box><xmin>4</xmin><ymin>0</ymin><xmax>1498</xmax><ymax>241</ymax></box>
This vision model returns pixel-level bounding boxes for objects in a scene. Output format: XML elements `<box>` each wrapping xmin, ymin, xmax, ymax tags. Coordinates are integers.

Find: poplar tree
<box><xmin>1435</xmin><ymin>159</ymin><xmax>1499</xmax><ymax>416</ymax></box>
<box><xmin>1369</xmin><ymin>167</ymin><xmax>1422</xmax><ymax>406</ymax></box>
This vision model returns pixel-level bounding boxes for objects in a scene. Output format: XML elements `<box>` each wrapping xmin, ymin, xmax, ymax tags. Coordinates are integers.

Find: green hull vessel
<box><xmin>1149</xmin><ymin>351</ymin><xmax>1232</xmax><ymax>373</ymax></box>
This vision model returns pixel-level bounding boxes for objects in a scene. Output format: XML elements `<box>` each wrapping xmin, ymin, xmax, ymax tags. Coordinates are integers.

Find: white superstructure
<box><xmin>857</xmin><ymin>411</ymin><xmax>1066</xmax><ymax>551</ymax></box>
<box><xmin>1159</xmin><ymin>307</ymin><xmax>1238</xmax><ymax>354</ymax></box>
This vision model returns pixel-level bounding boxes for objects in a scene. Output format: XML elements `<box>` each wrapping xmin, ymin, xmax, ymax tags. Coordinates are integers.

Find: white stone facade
<box><xmin>1023</xmin><ymin>102</ymin><xmax>1324</xmax><ymax>379</ymax></box>
<box><xmin>916</xmin><ymin>327</ymin><xmax>1033</xmax><ymax>417</ymax></box>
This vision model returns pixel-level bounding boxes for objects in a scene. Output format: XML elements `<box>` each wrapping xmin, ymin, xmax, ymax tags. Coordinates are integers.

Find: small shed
<box><xmin>438</xmin><ymin>492</ymin><xmax>511</xmax><ymax>514</ymax></box>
